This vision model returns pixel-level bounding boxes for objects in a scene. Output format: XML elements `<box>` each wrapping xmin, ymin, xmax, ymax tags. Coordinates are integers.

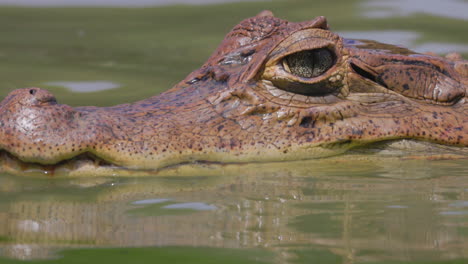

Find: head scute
<box><xmin>225</xmin><ymin>14</ymin><xmax>287</xmax><ymax>48</ymax></box>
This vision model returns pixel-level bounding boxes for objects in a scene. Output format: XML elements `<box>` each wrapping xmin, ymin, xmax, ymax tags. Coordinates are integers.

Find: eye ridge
<box><xmin>283</xmin><ymin>48</ymin><xmax>335</xmax><ymax>78</ymax></box>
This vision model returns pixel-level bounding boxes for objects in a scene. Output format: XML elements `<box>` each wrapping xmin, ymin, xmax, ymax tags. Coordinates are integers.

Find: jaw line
<box><xmin>1</xmin><ymin>139</ymin><xmax>466</xmax><ymax>178</ymax></box>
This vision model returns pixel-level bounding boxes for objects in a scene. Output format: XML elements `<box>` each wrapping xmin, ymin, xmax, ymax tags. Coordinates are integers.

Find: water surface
<box><xmin>0</xmin><ymin>0</ymin><xmax>467</xmax><ymax>263</ymax></box>
<box><xmin>45</xmin><ymin>81</ymin><xmax>121</xmax><ymax>93</ymax></box>
<box><xmin>363</xmin><ymin>0</ymin><xmax>468</xmax><ymax>20</ymax></box>
<box><xmin>0</xmin><ymin>0</ymin><xmax>266</xmax><ymax>7</ymax></box>
<box><xmin>0</xmin><ymin>158</ymin><xmax>467</xmax><ymax>263</ymax></box>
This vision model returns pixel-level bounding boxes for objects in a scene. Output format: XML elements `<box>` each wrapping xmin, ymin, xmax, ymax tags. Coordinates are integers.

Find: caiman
<box><xmin>0</xmin><ymin>11</ymin><xmax>466</xmax><ymax>176</ymax></box>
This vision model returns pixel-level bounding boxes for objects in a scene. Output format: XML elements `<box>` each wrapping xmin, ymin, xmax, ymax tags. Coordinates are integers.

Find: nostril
<box><xmin>29</xmin><ymin>89</ymin><xmax>36</xmax><ymax>95</ymax></box>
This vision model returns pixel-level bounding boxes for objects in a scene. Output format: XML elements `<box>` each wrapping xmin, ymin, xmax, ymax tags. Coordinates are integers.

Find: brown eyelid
<box><xmin>266</xmin><ymin>28</ymin><xmax>343</xmax><ymax>67</ymax></box>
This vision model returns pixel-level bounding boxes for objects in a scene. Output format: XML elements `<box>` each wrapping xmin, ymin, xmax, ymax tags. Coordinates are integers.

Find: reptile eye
<box><xmin>282</xmin><ymin>48</ymin><xmax>335</xmax><ymax>78</ymax></box>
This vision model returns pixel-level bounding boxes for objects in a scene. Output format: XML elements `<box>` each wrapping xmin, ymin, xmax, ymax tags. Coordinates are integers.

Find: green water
<box><xmin>0</xmin><ymin>0</ymin><xmax>467</xmax><ymax>263</ymax></box>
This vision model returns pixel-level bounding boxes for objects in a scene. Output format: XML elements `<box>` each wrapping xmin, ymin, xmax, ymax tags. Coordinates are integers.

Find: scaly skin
<box><xmin>0</xmin><ymin>11</ymin><xmax>467</xmax><ymax>175</ymax></box>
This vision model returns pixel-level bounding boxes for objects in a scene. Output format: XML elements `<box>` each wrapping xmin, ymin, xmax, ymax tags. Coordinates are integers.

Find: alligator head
<box><xmin>0</xmin><ymin>11</ymin><xmax>466</xmax><ymax>176</ymax></box>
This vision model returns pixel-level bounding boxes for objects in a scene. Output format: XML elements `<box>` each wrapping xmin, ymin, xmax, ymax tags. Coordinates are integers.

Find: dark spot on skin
<box><xmin>299</xmin><ymin>116</ymin><xmax>315</xmax><ymax>128</ymax></box>
<box><xmin>402</xmin><ymin>84</ymin><xmax>409</xmax><ymax>90</ymax></box>
<box><xmin>230</xmin><ymin>139</ymin><xmax>238</xmax><ymax>148</ymax></box>
<box><xmin>217</xmin><ymin>125</ymin><xmax>224</xmax><ymax>132</ymax></box>
<box><xmin>352</xmin><ymin>129</ymin><xmax>363</xmax><ymax>136</ymax></box>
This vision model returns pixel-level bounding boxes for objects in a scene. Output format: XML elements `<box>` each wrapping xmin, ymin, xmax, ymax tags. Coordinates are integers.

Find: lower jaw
<box><xmin>0</xmin><ymin>139</ymin><xmax>466</xmax><ymax>178</ymax></box>
<box><xmin>0</xmin><ymin>151</ymin><xmax>123</xmax><ymax>177</ymax></box>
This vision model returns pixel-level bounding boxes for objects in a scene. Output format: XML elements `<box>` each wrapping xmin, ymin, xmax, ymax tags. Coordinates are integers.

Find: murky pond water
<box><xmin>0</xmin><ymin>0</ymin><xmax>467</xmax><ymax>263</ymax></box>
